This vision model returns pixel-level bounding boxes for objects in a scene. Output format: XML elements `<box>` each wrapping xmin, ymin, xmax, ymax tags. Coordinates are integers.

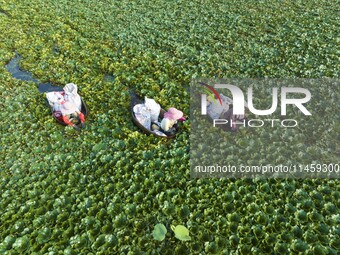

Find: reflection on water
<box><xmin>5</xmin><ymin>53</ymin><xmax>63</xmax><ymax>93</ymax></box>
<box><xmin>104</xmin><ymin>74</ymin><xmax>115</xmax><ymax>82</ymax></box>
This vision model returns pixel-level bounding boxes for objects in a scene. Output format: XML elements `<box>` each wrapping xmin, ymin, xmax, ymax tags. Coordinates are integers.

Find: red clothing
<box><xmin>62</xmin><ymin>112</ymin><xmax>85</xmax><ymax>126</ymax></box>
<box><xmin>79</xmin><ymin>112</ymin><xmax>85</xmax><ymax>122</ymax></box>
<box><xmin>62</xmin><ymin>115</ymin><xmax>72</xmax><ymax>125</ymax></box>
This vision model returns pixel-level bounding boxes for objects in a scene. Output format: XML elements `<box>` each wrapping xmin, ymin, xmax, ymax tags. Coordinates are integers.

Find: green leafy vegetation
<box><xmin>171</xmin><ymin>225</ymin><xmax>191</xmax><ymax>241</ymax></box>
<box><xmin>152</xmin><ymin>224</ymin><xmax>167</xmax><ymax>241</ymax></box>
<box><xmin>0</xmin><ymin>0</ymin><xmax>339</xmax><ymax>254</ymax></box>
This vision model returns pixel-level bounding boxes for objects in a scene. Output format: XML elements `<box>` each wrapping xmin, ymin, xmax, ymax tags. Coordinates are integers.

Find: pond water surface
<box><xmin>6</xmin><ymin>53</ymin><xmax>115</xmax><ymax>93</ymax></box>
<box><xmin>5</xmin><ymin>53</ymin><xmax>63</xmax><ymax>93</ymax></box>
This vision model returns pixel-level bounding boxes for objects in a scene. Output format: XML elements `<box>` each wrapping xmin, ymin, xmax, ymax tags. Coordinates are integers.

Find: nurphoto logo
<box><xmin>200</xmin><ymin>83</ymin><xmax>312</xmax><ymax>128</ymax></box>
<box><xmin>191</xmin><ymin>78</ymin><xmax>338</xmax><ymax>178</ymax></box>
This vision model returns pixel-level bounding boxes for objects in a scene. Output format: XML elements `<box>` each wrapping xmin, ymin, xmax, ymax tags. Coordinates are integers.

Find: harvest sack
<box><xmin>144</xmin><ymin>97</ymin><xmax>160</xmax><ymax>122</ymax></box>
<box><xmin>46</xmin><ymin>91</ymin><xmax>64</xmax><ymax>111</ymax></box>
<box><xmin>63</xmin><ymin>83</ymin><xmax>81</xmax><ymax>111</ymax></box>
<box><xmin>133</xmin><ymin>104</ymin><xmax>151</xmax><ymax>130</ymax></box>
<box><xmin>46</xmin><ymin>83</ymin><xmax>82</xmax><ymax>112</ymax></box>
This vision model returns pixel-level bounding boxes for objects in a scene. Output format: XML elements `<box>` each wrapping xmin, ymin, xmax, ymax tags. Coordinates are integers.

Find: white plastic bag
<box><xmin>133</xmin><ymin>104</ymin><xmax>151</xmax><ymax>130</ymax></box>
<box><xmin>144</xmin><ymin>97</ymin><xmax>160</xmax><ymax>122</ymax></box>
<box><xmin>153</xmin><ymin>130</ymin><xmax>167</xmax><ymax>137</ymax></box>
<box><xmin>46</xmin><ymin>91</ymin><xmax>64</xmax><ymax>111</ymax></box>
<box><xmin>63</xmin><ymin>83</ymin><xmax>81</xmax><ymax>111</ymax></box>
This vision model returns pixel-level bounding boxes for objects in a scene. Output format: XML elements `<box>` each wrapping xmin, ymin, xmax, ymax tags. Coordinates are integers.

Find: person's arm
<box><xmin>78</xmin><ymin>111</ymin><xmax>85</xmax><ymax>123</ymax></box>
<box><xmin>62</xmin><ymin>115</ymin><xmax>73</xmax><ymax>126</ymax></box>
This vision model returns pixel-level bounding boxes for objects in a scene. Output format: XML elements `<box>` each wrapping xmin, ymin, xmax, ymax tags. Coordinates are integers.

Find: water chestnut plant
<box><xmin>0</xmin><ymin>0</ymin><xmax>339</xmax><ymax>254</ymax></box>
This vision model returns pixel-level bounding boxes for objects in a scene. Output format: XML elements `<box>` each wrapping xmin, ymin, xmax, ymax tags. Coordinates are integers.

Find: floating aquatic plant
<box><xmin>0</xmin><ymin>0</ymin><xmax>339</xmax><ymax>254</ymax></box>
<box><xmin>152</xmin><ymin>223</ymin><xmax>167</xmax><ymax>241</ymax></box>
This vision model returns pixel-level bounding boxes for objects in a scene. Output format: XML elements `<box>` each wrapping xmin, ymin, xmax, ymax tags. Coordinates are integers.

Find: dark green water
<box><xmin>6</xmin><ymin>53</ymin><xmax>115</xmax><ymax>92</ymax></box>
<box><xmin>5</xmin><ymin>53</ymin><xmax>63</xmax><ymax>93</ymax></box>
<box><xmin>103</xmin><ymin>74</ymin><xmax>115</xmax><ymax>82</ymax></box>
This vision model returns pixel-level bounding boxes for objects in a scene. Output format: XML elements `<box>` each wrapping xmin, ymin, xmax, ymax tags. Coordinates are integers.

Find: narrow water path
<box><xmin>103</xmin><ymin>74</ymin><xmax>115</xmax><ymax>82</ymax></box>
<box><xmin>5</xmin><ymin>53</ymin><xmax>63</xmax><ymax>93</ymax></box>
<box><xmin>6</xmin><ymin>53</ymin><xmax>115</xmax><ymax>93</ymax></box>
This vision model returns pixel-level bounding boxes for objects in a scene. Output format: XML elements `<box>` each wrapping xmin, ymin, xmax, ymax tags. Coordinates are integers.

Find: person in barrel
<box><xmin>160</xmin><ymin>108</ymin><xmax>185</xmax><ymax>135</ymax></box>
<box><xmin>60</xmin><ymin>100</ymin><xmax>85</xmax><ymax>130</ymax></box>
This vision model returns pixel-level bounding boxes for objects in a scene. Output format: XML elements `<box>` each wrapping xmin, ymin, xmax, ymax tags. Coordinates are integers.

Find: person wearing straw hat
<box><xmin>60</xmin><ymin>101</ymin><xmax>85</xmax><ymax>130</ymax></box>
<box><xmin>160</xmin><ymin>107</ymin><xmax>185</xmax><ymax>135</ymax></box>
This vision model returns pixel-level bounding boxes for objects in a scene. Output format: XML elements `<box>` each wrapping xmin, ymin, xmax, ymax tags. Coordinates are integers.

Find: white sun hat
<box><xmin>60</xmin><ymin>101</ymin><xmax>78</xmax><ymax>115</ymax></box>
